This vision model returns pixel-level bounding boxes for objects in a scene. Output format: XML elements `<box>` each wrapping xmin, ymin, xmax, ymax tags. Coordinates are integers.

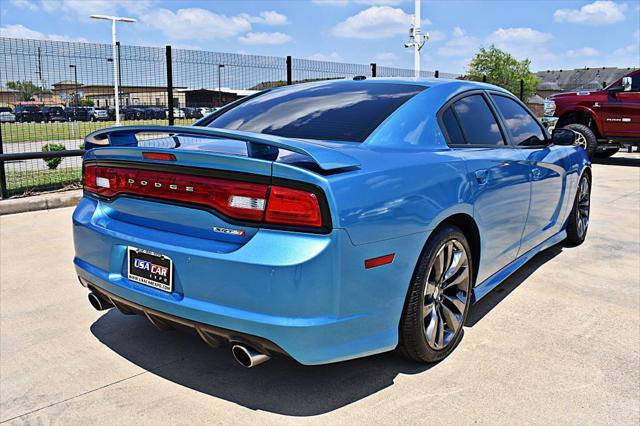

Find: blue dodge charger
<box><xmin>73</xmin><ymin>78</ymin><xmax>591</xmax><ymax>367</ymax></box>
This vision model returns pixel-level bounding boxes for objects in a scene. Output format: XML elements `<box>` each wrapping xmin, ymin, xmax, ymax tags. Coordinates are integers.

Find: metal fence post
<box><xmin>435</xmin><ymin>70</ymin><xmax>439</xmax><ymax>78</ymax></box>
<box><xmin>370</xmin><ymin>63</ymin><xmax>376</xmax><ymax>77</ymax></box>
<box><xmin>286</xmin><ymin>56</ymin><xmax>292</xmax><ymax>85</ymax></box>
<box><xmin>519</xmin><ymin>79</ymin><xmax>524</xmax><ymax>100</ymax></box>
<box><xmin>166</xmin><ymin>45</ymin><xmax>174</xmax><ymax>125</ymax></box>
<box><xmin>0</xmin><ymin>123</ymin><xmax>7</xmax><ymax>199</ymax></box>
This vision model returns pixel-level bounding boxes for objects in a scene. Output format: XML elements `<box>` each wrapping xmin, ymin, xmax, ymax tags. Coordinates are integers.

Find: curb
<box><xmin>0</xmin><ymin>190</ymin><xmax>82</xmax><ymax>215</ymax></box>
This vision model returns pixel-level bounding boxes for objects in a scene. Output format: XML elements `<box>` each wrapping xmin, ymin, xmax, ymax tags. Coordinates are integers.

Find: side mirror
<box><xmin>622</xmin><ymin>76</ymin><xmax>632</xmax><ymax>92</ymax></box>
<box><xmin>552</xmin><ymin>128</ymin><xmax>576</xmax><ymax>146</ymax></box>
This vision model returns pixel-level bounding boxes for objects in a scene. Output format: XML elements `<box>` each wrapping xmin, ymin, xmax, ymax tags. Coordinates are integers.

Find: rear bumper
<box><xmin>73</xmin><ymin>197</ymin><xmax>427</xmax><ymax>365</ymax></box>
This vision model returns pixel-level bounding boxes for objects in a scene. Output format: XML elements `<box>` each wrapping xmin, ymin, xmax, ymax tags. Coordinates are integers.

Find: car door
<box><xmin>489</xmin><ymin>93</ymin><xmax>571</xmax><ymax>255</ymax></box>
<box><xmin>439</xmin><ymin>92</ymin><xmax>531</xmax><ymax>284</ymax></box>
<box><xmin>601</xmin><ymin>71</ymin><xmax>640</xmax><ymax>138</ymax></box>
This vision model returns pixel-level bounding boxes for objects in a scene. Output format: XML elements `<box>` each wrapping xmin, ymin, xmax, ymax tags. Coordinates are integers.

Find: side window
<box><xmin>441</xmin><ymin>107</ymin><xmax>466</xmax><ymax>145</ymax></box>
<box><xmin>491</xmin><ymin>95</ymin><xmax>546</xmax><ymax>147</ymax></box>
<box><xmin>451</xmin><ymin>95</ymin><xmax>505</xmax><ymax>146</ymax></box>
<box><xmin>631</xmin><ymin>74</ymin><xmax>640</xmax><ymax>91</ymax></box>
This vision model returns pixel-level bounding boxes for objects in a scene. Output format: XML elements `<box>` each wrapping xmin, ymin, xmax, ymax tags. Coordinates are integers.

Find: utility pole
<box><xmin>404</xmin><ymin>0</ymin><xmax>428</xmax><ymax>78</ymax></box>
<box><xmin>90</xmin><ymin>15</ymin><xmax>136</xmax><ymax>125</ymax></box>
<box><xmin>69</xmin><ymin>64</ymin><xmax>78</xmax><ymax>106</ymax></box>
<box><xmin>218</xmin><ymin>64</ymin><xmax>225</xmax><ymax>107</ymax></box>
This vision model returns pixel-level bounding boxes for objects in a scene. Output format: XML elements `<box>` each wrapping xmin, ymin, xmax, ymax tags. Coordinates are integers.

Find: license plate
<box><xmin>127</xmin><ymin>247</ymin><xmax>173</xmax><ymax>293</ymax></box>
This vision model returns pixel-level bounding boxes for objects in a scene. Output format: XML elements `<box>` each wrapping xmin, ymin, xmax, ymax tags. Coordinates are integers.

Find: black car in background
<box><xmin>182</xmin><ymin>107</ymin><xmax>203</xmax><ymax>119</ymax></box>
<box><xmin>121</xmin><ymin>106</ymin><xmax>145</xmax><ymax>120</ymax></box>
<box><xmin>144</xmin><ymin>107</ymin><xmax>166</xmax><ymax>120</ymax></box>
<box><xmin>14</xmin><ymin>105</ymin><xmax>44</xmax><ymax>122</ymax></box>
<box><xmin>41</xmin><ymin>106</ymin><xmax>67</xmax><ymax>122</ymax></box>
<box><xmin>65</xmin><ymin>107</ymin><xmax>92</xmax><ymax>122</ymax></box>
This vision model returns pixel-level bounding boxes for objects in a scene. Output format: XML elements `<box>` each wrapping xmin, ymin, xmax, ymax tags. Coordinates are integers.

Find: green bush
<box><xmin>41</xmin><ymin>143</ymin><xmax>66</xmax><ymax>170</ymax></box>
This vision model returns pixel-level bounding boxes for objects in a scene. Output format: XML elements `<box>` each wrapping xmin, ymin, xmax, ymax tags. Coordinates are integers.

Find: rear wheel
<box><xmin>398</xmin><ymin>225</ymin><xmax>473</xmax><ymax>363</ymax></box>
<box><xmin>565</xmin><ymin>173</ymin><xmax>591</xmax><ymax>246</ymax></box>
<box><xmin>563</xmin><ymin>123</ymin><xmax>597</xmax><ymax>158</ymax></box>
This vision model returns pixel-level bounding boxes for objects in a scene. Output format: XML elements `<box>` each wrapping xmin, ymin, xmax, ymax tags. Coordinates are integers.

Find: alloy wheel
<box><xmin>423</xmin><ymin>239</ymin><xmax>470</xmax><ymax>350</ymax></box>
<box><xmin>577</xmin><ymin>176</ymin><xmax>590</xmax><ymax>238</ymax></box>
<box><xmin>574</xmin><ymin>132</ymin><xmax>587</xmax><ymax>149</ymax></box>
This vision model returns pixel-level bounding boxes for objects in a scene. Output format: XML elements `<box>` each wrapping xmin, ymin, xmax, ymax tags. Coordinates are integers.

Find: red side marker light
<box><xmin>142</xmin><ymin>152</ymin><xmax>176</xmax><ymax>161</ymax></box>
<box><xmin>365</xmin><ymin>254</ymin><xmax>395</xmax><ymax>269</ymax></box>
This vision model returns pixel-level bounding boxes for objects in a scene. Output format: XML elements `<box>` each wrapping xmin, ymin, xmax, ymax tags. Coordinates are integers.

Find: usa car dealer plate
<box><xmin>127</xmin><ymin>247</ymin><xmax>173</xmax><ymax>292</ymax></box>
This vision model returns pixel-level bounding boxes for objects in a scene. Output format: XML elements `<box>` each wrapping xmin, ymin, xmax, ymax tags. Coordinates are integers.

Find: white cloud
<box><xmin>308</xmin><ymin>52</ymin><xmax>343</xmax><ymax>61</ymax></box>
<box><xmin>10</xmin><ymin>0</ymin><xmax>38</xmax><ymax>11</ymax></box>
<box><xmin>41</xmin><ymin>0</ymin><xmax>154</xmax><ymax>20</ymax></box>
<box><xmin>312</xmin><ymin>0</ymin><xmax>405</xmax><ymax>5</ymax></box>
<box><xmin>312</xmin><ymin>0</ymin><xmax>349</xmax><ymax>5</ymax></box>
<box><xmin>238</xmin><ymin>32</ymin><xmax>293</xmax><ymax>45</ymax></box>
<box><xmin>241</xmin><ymin>10</ymin><xmax>288</xmax><ymax>25</ymax></box>
<box><xmin>374</xmin><ymin>52</ymin><xmax>398</xmax><ymax>64</ymax></box>
<box><xmin>554</xmin><ymin>1</ymin><xmax>627</xmax><ymax>25</ymax></box>
<box><xmin>483</xmin><ymin>27</ymin><xmax>556</xmax><ymax>70</ymax></box>
<box><xmin>566</xmin><ymin>47</ymin><xmax>600</xmax><ymax>57</ymax></box>
<box><xmin>488</xmin><ymin>27</ymin><xmax>552</xmax><ymax>45</ymax></box>
<box><xmin>332</xmin><ymin>6</ymin><xmax>412</xmax><ymax>39</ymax></box>
<box><xmin>427</xmin><ymin>30</ymin><xmax>446</xmax><ymax>42</ymax></box>
<box><xmin>0</xmin><ymin>24</ymin><xmax>87</xmax><ymax>42</ymax></box>
<box><xmin>142</xmin><ymin>8</ymin><xmax>252</xmax><ymax>40</ymax></box>
<box><xmin>437</xmin><ymin>27</ymin><xmax>479</xmax><ymax>57</ymax></box>
<box><xmin>613</xmin><ymin>43</ymin><xmax>639</xmax><ymax>58</ymax></box>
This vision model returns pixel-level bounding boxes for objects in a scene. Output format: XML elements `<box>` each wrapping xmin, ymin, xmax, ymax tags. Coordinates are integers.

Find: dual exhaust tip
<box><xmin>88</xmin><ymin>292</ymin><xmax>271</xmax><ymax>368</ymax></box>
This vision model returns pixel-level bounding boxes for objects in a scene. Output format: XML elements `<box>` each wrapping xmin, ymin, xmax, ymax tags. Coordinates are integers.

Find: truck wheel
<box><xmin>594</xmin><ymin>148</ymin><xmax>619</xmax><ymax>159</ymax></box>
<box><xmin>563</xmin><ymin>124</ymin><xmax>597</xmax><ymax>158</ymax></box>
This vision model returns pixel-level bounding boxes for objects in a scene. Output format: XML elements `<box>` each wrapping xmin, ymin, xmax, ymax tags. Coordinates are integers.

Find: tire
<box><xmin>398</xmin><ymin>225</ymin><xmax>473</xmax><ymax>363</ymax></box>
<box><xmin>565</xmin><ymin>173</ymin><xmax>591</xmax><ymax>246</ymax></box>
<box><xmin>594</xmin><ymin>147</ymin><xmax>619</xmax><ymax>159</ymax></box>
<box><xmin>563</xmin><ymin>123</ymin><xmax>597</xmax><ymax>158</ymax></box>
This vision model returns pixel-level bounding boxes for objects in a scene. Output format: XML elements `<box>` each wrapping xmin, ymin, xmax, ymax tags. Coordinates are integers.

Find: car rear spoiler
<box><xmin>84</xmin><ymin>125</ymin><xmax>360</xmax><ymax>171</ymax></box>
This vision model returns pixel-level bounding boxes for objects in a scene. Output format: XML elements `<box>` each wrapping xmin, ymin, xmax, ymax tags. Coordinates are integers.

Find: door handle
<box><xmin>474</xmin><ymin>169</ymin><xmax>489</xmax><ymax>185</ymax></box>
<box><xmin>532</xmin><ymin>168</ymin><xmax>542</xmax><ymax>180</ymax></box>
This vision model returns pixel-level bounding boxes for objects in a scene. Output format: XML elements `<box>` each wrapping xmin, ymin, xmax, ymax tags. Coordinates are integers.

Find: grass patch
<box><xmin>2</xmin><ymin>119</ymin><xmax>196</xmax><ymax>144</ymax></box>
<box><xmin>6</xmin><ymin>167</ymin><xmax>82</xmax><ymax>196</ymax></box>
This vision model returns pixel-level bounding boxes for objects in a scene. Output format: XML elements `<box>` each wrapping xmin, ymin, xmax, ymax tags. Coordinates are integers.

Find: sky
<box><xmin>0</xmin><ymin>0</ymin><xmax>639</xmax><ymax>75</ymax></box>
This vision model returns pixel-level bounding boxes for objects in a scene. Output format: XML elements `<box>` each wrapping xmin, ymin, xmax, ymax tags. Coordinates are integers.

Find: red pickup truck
<box><xmin>543</xmin><ymin>69</ymin><xmax>639</xmax><ymax>158</ymax></box>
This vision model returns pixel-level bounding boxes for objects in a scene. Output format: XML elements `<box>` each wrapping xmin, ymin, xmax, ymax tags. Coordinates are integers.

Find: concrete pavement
<box><xmin>1</xmin><ymin>154</ymin><xmax>639</xmax><ymax>425</ymax></box>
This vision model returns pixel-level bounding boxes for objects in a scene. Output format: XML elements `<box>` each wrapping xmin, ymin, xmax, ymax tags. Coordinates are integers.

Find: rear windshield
<box><xmin>207</xmin><ymin>81</ymin><xmax>425</xmax><ymax>142</ymax></box>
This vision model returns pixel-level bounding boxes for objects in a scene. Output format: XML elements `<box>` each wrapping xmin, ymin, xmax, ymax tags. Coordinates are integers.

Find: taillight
<box><xmin>83</xmin><ymin>164</ymin><xmax>328</xmax><ymax>231</ymax></box>
<box><xmin>265</xmin><ymin>186</ymin><xmax>323</xmax><ymax>228</ymax></box>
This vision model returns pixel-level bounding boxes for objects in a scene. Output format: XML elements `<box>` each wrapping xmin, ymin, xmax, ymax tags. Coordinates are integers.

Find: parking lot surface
<box><xmin>1</xmin><ymin>153</ymin><xmax>639</xmax><ymax>425</ymax></box>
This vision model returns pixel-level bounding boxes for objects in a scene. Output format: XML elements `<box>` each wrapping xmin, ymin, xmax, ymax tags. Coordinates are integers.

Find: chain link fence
<box><xmin>0</xmin><ymin>37</ymin><xmax>458</xmax><ymax>198</ymax></box>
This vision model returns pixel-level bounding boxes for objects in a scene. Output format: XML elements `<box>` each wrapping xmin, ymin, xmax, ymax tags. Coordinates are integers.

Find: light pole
<box><xmin>217</xmin><ymin>64</ymin><xmax>225</xmax><ymax>107</ymax></box>
<box><xmin>69</xmin><ymin>64</ymin><xmax>78</xmax><ymax>106</ymax></box>
<box><xmin>90</xmin><ymin>14</ymin><xmax>136</xmax><ymax>125</ymax></box>
<box><xmin>404</xmin><ymin>0</ymin><xmax>428</xmax><ymax>78</ymax></box>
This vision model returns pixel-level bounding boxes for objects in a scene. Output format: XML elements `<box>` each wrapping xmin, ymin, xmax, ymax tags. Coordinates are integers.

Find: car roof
<box><xmin>269</xmin><ymin>77</ymin><xmax>513</xmax><ymax>99</ymax></box>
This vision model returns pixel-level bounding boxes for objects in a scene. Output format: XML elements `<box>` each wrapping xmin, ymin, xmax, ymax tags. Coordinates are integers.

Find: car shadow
<box><xmin>90</xmin><ymin>244</ymin><xmax>564</xmax><ymax>416</ymax></box>
<box><xmin>592</xmin><ymin>155</ymin><xmax>639</xmax><ymax>168</ymax></box>
<box><xmin>466</xmin><ymin>244</ymin><xmax>563</xmax><ymax>327</ymax></box>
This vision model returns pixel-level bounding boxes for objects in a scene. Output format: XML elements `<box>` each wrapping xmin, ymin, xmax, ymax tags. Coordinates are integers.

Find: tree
<box><xmin>6</xmin><ymin>80</ymin><xmax>50</xmax><ymax>102</ymax></box>
<box><xmin>41</xmin><ymin>143</ymin><xmax>66</xmax><ymax>170</ymax></box>
<box><xmin>466</xmin><ymin>46</ymin><xmax>540</xmax><ymax>100</ymax></box>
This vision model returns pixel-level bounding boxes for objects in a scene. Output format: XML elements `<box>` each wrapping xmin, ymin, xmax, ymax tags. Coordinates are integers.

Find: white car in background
<box><xmin>165</xmin><ymin>108</ymin><xmax>185</xmax><ymax>119</ymax></box>
<box><xmin>0</xmin><ymin>107</ymin><xmax>16</xmax><ymax>123</ymax></box>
